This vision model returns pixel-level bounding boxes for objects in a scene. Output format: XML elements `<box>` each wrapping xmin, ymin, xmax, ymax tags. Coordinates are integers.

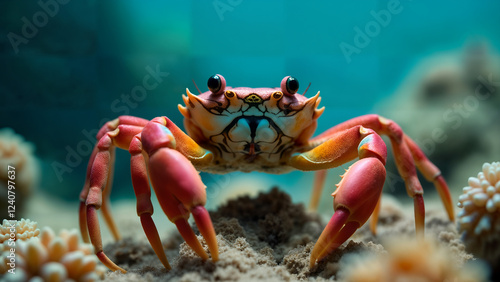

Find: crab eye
<box><xmin>207</xmin><ymin>74</ymin><xmax>226</xmax><ymax>95</ymax></box>
<box><xmin>281</xmin><ymin>76</ymin><xmax>299</xmax><ymax>96</ymax></box>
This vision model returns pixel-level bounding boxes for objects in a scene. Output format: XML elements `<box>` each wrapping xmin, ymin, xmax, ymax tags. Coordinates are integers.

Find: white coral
<box><xmin>457</xmin><ymin>162</ymin><xmax>500</xmax><ymax>267</ymax></box>
<box><xmin>338</xmin><ymin>238</ymin><xmax>486</xmax><ymax>282</ymax></box>
<box><xmin>0</xmin><ymin>219</ymin><xmax>40</xmax><ymax>251</ymax></box>
<box><xmin>0</xmin><ymin>128</ymin><xmax>39</xmax><ymax>200</ymax></box>
<box><xmin>0</xmin><ymin>227</ymin><xmax>105</xmax><ymax>282</ymax></box>
<box><xmin>457</xmin><ymin>162</ymin><xmax>500</xmax><ymax>235</ymax></box>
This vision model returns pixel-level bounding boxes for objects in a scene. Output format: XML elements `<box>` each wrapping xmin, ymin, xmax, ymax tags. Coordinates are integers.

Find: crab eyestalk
<box><xmin>281</xmin><ymin>76</ymin><xmax>299</xmax><ymax>96</ymax></box>
<box><xmin>207</xmin><ymin>74</ymin><xmax>226</xmax><ymax>95</ymax></box>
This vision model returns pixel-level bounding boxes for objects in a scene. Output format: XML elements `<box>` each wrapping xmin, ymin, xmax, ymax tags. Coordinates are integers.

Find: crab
<box><xmin>78</xmin><ymin>74</ymin><xmax>455</xmax><ymax>273</ymax></box>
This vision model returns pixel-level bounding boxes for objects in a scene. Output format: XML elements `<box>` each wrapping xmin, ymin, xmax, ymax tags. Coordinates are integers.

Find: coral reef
<box><xmin>0</xmin><ymin>226</ymin><xmax>106</xmax><ymax>281</ymax></box>
<box><xmin>0</xmin><ymin>128</ymin><xmax>40</xmax><ymax>219</ymax></box>
<box><xmin>0</xmin><ymin>218</ymin><xmax>40</xmax><ymax>251</ymax></box>
<box><xmin>457</xmin><ymin>161</ymin><xmax>500</xmax><ymax>276</ymax></box>
<box><xmin>337</xmin><ymin>237</ymin><xmax>486</xmax><ymax>282</ymax></box>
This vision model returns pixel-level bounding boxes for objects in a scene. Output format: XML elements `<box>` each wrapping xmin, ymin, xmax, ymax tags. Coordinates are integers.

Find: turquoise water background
<box><xmin>1</xmin><ymin>0</ymin><xmax>499</xmax><ymax>208</ymax></box>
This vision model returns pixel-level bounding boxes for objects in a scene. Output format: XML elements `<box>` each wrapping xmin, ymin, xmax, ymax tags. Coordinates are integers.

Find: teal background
<box><xmin>1</xmin><ymin>0</ymin><xmax>499</xmax><ymax>207</ymax></box>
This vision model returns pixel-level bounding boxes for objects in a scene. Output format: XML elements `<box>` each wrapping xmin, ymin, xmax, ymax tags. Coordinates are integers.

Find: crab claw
<box><xmin>309</xmin><ymin>157</ymin><xmax>385</xmax><ymax>268</ymax></box>
<box><xmin>142</xmin><ymin>120</ymin><xmax>218</xmax><ymax>262</ymax></box>
<box><xmin>148</xmin><ymin>149</ymin><xmax>218</xmax><ymax>261</ymax></box>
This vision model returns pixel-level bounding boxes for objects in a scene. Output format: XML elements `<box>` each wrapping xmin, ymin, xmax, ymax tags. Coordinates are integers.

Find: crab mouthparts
<box><xmin>214</xmin><ymin>115</ymin><xmax>289</xmax><ymax>163</ymax></box>
<box><xmin>244</xmin><ymin>143</ymin><xmax>259</xmax><ymax>162</ymax></box>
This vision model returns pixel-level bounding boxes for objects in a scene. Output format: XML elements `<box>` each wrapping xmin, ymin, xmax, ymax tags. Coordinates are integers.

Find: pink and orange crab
<box><xmin>78</xmin><ymin>74</ymin><xmax>455</xmax><ymax>273</ymax></box>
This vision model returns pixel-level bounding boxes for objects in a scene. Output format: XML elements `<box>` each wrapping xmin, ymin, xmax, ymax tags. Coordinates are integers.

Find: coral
<box><xmin>0</xmin><ymin>227</ymin><xmax>106</xmax><ymax>281</ymax></box>
<box><xmin>457</xmin><ymin>162</ymin><xmax>500</xmax><ymax>273</ymax></box>
<box><xmin>0</xmin><ymin>218</ymin><xmax>40</xmax><ymax>251</ymax></box>
<box><xmin>337</xmin><ymin>237</ymin><xmax>487</xmax><ymax>282</ymax></box>
<box><xmin>0</xmin><ymin>128</ymin><xmax>40</xmax><ymax>219</ymax></box>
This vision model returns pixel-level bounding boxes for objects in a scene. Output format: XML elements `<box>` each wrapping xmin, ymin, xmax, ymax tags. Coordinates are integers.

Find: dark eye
<box><xmin>207</xmin><ymin>74</ymin><xmax>226</xmax><ymax>95</ymax></box>
<box><xmin>281</xmin><ymin>76</ymin><xmax>299</xmax><ymax>96</ymax></box>
<box><xmin>286</xmin><ymin>77</ymin><xmax>299</xmax><ymax>94</ymax></box>
<box><xmin>208</xmin><ymin>75</ymin><xmax>221</xmax><ymax>93</ymax></box>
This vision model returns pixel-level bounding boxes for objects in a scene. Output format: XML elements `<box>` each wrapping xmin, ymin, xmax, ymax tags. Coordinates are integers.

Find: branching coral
<box><xmin>0</xmin><ymin>128</ymin><xmax>40</xmax><ymax>219</ymax></box>
<box><xmin>0</xmin><ymin>226</ymin><xmax>106</xmax><ymax>281</ymax></box>
<box><xmin>457</xmin><ymin>161</ymin><xmax>500</xmax><ymax>272</ymax></box>
<box><xmin>338</xmin><ymin>237</ymin><xmax>486</xmax><ymax>282</ymax></box>
<box><xmin>0</xmin><ymin>218</ymin><xmax>40</xmax><ymax>251</ymax></box>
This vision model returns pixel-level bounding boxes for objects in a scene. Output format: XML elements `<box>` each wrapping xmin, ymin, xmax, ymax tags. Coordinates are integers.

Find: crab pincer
<box><xmin>298</xmin><ymin>128</ymin><xmax>388</xmax><ymax>268</ymax></box>
<box><xmin>141</xmin><ymin>119</ymin><xmax>219</xmax><ymax>262</ymax></box>
<box><xmin>309</xmin><ymin>158</ymin><xmax>386</xmax><ymax>268</ymax></box>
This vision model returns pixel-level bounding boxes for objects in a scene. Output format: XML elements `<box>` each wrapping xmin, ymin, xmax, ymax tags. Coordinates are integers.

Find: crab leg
<box><xmin>101</xmin><ymin>146</ymin><xmax>120</xmax><ymax>240</ymax></box>
<box><xmin>308</xmin><ymin>114</ymin><xmax>454</xmax><ymax>230</ymax></box>
<box><xmin>79</xmin><ymin>116</ymin><xmax>149</xmax><ymax>244</ymax></box>
<box><xmin>404</xmin><ymin>135</ymin><xmax>454</xmax><ymax>221</ymax></box>
<box><xmin>79</xmin><ymin>145</ymin><xmax>99</xmax><ymax>243</ymax></box>
<box><xmin>80</xmin><ymin>146</ymin><xmax>120</xmax><ymax>242</ymax></box>
<box><xmin>80</xmin><ymin>116</ymin><xmax>149</xmax><ymax>273</ymax></box>
<box><xmin>141</xmin><ymin>117</ymin><xmax>218</xmax><ymax>261</ymax></box>
<box><xmin>369</xmin><ymin>196</ymin><xmax>382</xmax><ymax>235</ymax></box>
<box><xmin>289</xmin><ymin>126</ymin><xmax>387</xmax><ymax>267</ymax></box>
<box><xmin>85</xmin><ymin>133</ymin><xmax>126</xmax><ymax>273</ymax></box>
<box><xmin>129</xmin><ymin>135</ymin><xmax>171</xmax><ymax>270</ymax></box>
<box><xmin>309</xmin><ymin>170</ymin><xmax>328</xmax><ymax>211</ymax></box>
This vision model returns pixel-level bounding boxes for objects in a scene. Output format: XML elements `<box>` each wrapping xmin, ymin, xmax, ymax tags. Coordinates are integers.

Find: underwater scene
<box><xmin>1</xmin><ymin>0</ymin><xmax>500</xmax><ymax>281</ymax></box>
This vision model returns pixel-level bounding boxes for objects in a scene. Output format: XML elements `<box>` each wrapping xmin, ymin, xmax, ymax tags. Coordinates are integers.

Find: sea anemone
<box><xmin>457</xmin><ymin>162</ymin><xmax>500</xmax><ymax>270</ymax></box>
<box><xmin>0</xmin><ymin>227</ymin><xmax>106</xmax><ymax>281</ymax></box>
<box><xmin>0</xmin><ymin>218</ymin><xmax>40</xmax><ymax>251</ymax></box>
<box><xmin>0</xmin><ymin>128</ymin><xmax>40</xmax><ymax>219</ymax></box>
<box><xmin>338</xmin><ymin>237</ymin><xmax>486</xmax><ymax>282</ymax></box>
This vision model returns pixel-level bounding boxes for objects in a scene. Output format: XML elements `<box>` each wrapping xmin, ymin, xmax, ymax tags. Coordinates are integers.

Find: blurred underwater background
<box><xmin>0</xmin><ymin>0</ymin><xmax>499</xmax><ymax>241</ymax></box>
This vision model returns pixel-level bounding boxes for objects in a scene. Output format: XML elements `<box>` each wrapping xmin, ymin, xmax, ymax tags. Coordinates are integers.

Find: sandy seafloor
<box><xmin>25</xmin><ymin>187</ymin><xmax>491</xmax><ymax>281</ymax></box>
